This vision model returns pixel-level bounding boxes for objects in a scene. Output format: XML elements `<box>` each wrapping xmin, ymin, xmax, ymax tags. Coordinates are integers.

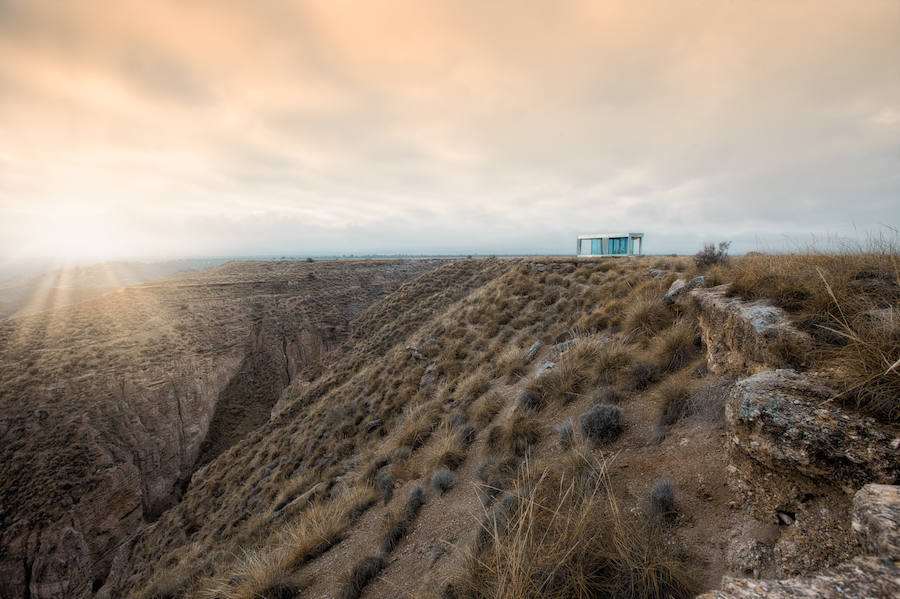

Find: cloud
<box><xmin>0</xmin><ymin>0</ymin><xmax>898</xmax><ymax>264</ymax></box>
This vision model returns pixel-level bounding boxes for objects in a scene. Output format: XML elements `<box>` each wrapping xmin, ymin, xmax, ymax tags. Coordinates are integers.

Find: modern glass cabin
<box><xmin>577</xmin><ymin>233</ymin><xmax>643</xmax><ymax>257</ymax></box>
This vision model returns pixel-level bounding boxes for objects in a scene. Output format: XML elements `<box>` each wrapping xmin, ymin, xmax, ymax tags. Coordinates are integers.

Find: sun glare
<box><xmin>35</xmin><ymin>206</ymin><xmax>123</xmax><ymax>263</ymax></box>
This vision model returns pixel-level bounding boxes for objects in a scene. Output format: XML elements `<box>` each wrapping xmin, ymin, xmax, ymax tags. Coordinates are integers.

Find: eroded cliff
<box><xmin>0</xmin><ymin>259</ymin><xmax>447</xmax><ymax>599</ymax></box>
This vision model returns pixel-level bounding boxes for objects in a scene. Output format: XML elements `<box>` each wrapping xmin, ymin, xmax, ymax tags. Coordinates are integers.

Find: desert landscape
<box><xmin>2</xmin><ymin>1</ymin><xmax>898</xmax><ymax>597</ymax></box>
<box><xmin>0</xmin><ymin>248</ymin><xmax>897</xmax><ymax>598</ymax></box>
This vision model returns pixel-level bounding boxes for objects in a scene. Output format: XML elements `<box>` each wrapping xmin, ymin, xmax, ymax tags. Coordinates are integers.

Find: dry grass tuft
<box><xmin>381</xmin><ymin>485</ymin><xmax>426</xmax><ymax>554</ymax></box>
<box><xmin>472</xmin><ymin>391</ymin><xmax>504</xmax><ymax>427</ymax></box>
<box><xmin>651</xmin><ymin>319</ymin><xmax>701</xmax><ymax>372</ymax></box>
<box><xmin>593</xmin><ymin>341</ymin><xmax>634</xmax><ymax>386</ymax></box>
<box><xmin>494</xmin><ymin>345</ymin><xmax>527</xmax><ymax>382</ymax></box>
<box><xmin>456</xmin><ymin>453</ymin><xmax>695</xmax><ymax>599</ymax></box>
<box><xmin>622</xmin><ymin>297</ymin><xmax>672</xmax><ymax>341</ymax></box>
<box><xmin>421</xmin><ymin>423</ymin><xmax>471</xmax><ymax>471</ymax></box>
<box><xmin>524</xmin><ymin>338</ymin><xmax>605</xmax><ymax>408</ymax></box>
<box><xmin>502</xmin><ymin>411</ymin><xmax>544</xmax><ymax>456</ymax></box>
<box><xmin>341</xmin><ymin>556</ymin><xmax>386</xmax><ymax>599</ymax></box>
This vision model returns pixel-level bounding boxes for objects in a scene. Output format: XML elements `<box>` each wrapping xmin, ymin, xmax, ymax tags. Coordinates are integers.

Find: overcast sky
<box><xmin>1</xmin><ymin>0</ymin><xmax>898</xmax><ymax>265</ymax></box>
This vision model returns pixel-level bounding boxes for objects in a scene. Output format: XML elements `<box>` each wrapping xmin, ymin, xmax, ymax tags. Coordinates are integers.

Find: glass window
<box><xmin>591</xmin><ymin>238</ymin><xmax>602</xmax><ymax>254</ymax></box>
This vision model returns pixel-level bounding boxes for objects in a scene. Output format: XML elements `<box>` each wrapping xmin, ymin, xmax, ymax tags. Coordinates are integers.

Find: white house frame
<box><xmin>577</xmin><ymin>233</ymin><xmax>643</xmax><ymax>257</ymax></box>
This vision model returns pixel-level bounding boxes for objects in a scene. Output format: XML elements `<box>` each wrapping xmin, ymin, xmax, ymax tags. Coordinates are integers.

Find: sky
<box><xmin>1</xmin><ymin>0</ymin><xmax>898</xmax><ymax>267</ymax></box>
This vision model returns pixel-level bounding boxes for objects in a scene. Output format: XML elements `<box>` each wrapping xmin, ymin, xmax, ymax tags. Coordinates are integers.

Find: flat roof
<box><xmin>577</xmin><ymin>233</ymin><xmax>643</xmax><ymax>239</ymax></box>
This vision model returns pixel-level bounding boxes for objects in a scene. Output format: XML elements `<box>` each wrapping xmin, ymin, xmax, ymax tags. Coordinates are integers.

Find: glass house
<box><xmin>577</xmin><ymin>233</ymin><xmax>643</xmax><ymax>257</ymax></box>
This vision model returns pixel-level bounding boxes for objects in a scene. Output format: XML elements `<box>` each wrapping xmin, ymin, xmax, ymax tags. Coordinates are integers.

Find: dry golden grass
<box><xmin>494</xmin><ymin>344</ymin><xmax>527</xmax><ymax>382</ymax></box>
<box><xmin>719</xmin><ymin>244</ymin><xmax>899</xmax><ymax>421</ymax></box>
<box><xmin>524</xmin><ymin>338</ymin><xmax>605</xmax><ymax>408</ymax></box>
<box><xmin>189</xmin><ymin>483</ymin><xmax>377</xmax><ymax>599</ymax></box>
<box><xmin>457</xmin><ymin>368</ymin><xmax>492</xmax><ymax>401</ymax></box>
<box><xmin>501</xmin><ymin>411</ymin><xmax>544</xmax><ymax>457</ymax></box>
<box><xmin>472</xmin><ymin>391</ymin><xmax>505</xmax><ymax>427</ymax></box>
<box><xmin>651</xmin><ymin>318</ymin><xmax>701</xmax><ymax>372</ymax></box>
<box><xmin>454</xmin><ymin>452</ymin><xmax>695</xmax><ymax>599</ymax></box>
<box><xmin>622</xmin><ymin>297</ymin><xmax>673</xmax><ymax>341</ymax></box>
<box><xmin>421</xmin><ymin>423</ymin><xmax>470</xmax><ymax>471</ymax></box>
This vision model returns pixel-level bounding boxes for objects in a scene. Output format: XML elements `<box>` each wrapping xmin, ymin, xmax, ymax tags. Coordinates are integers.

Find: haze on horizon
<box><xmin>1</xmin><ymin>0</ymin><xmax>898</xmax><ymax>268</ymax></box>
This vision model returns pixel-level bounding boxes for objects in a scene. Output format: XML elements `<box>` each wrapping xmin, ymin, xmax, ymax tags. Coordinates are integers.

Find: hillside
<box><xmin>2</xmin><ymin>253</ymin><xmax>897</xmax><ymax>599</ymax></box>
<box><xmin>103</xmin><ymin>252</ymin><xmax>896</xmax><ymax>599</ymax></box>
<box><xmin>0</xmin><ymin>258</ymin><xmax>451</xmax><ymax>599</ymax></box>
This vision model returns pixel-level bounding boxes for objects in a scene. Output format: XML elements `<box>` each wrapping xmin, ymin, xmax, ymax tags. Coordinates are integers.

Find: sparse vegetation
<box><xmin>555</xmin><ymin>420</ymin><xmax>574</xmax><ymax>449</ymax></box>
<box><xmin>579</xmin><ymin>404</ymin><xmax>624</xmax><ymax>444</ymax></box>
<box><xmin>431</xmin><ymin>468</ymin><xmax>455</xmax><ymax>494</ymax></box>
<box><xmin>458</xmin><ymin>454</ymin><xmax>695</xmax><ymax>599</ymax></box>
<box><xmin>648</xmin><ymin>479</ymin><xmax>676</xmax><ymax>520</ymax></box>
<box><xmin>694</xmin><ymin>241</ymin><xmax>731</xmax><ymax>269</ymax></box>
<box><xmin>381</xmin><ymin>485</ymin><xmax>426</xmax><ymax>554</ymax></box>
<box><xmin>6</xmin><ymin>250</ymin><xmax>895</xmax><ymax>599</ymax></box>
<box><xmin>342</xmin><ymin>556</ymin><xmax>386</xmax><ymax>599</ymax></box>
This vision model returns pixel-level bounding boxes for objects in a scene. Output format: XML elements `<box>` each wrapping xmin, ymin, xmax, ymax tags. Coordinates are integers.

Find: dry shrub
<box><xmin>579</xmin><ymin>405</ymin><xmax>624</xmax><ymax>444</ymax></box>
<box><xmin>623</xmin><ymin>360</ymin><xmax>661</xmax><ymax>392</ymax></box>
<box><xmin>622</xmin><ymin>297</ymin><xmax>672</xmax><ymax>341</ymax></box>
<box><xmin>648</xmin><ymin>479</ymin><xmax>676</xmax><ymax>521</ymax></box>
<box><xmin>431</xmin><ymin>468</ymin><xmax>455</xmax><ymax>494</ymax></box>
<box><xmin>457</xmin><ymin>454</ymin><xmax>695</xmax><ymax>599</ymax></box>
<box><xmin>694</xmin><ymin>241</ymin><xmax>731</xmax><ymax>269</ymax></box>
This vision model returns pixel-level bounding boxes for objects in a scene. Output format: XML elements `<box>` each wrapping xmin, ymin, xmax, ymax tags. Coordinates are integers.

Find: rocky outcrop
<box><xmin>726</xmin><ymin>370</ymin><xmax>898</xmax><ymax>509</ymax></box>
<box><xmin>524</xmin><ymin>340</ymin><xmax>544</xmax><ymax>363</ymax></box>
<box><xmin>852</xmin><ymin>484</ymin><xmax>900</xmax><ymax>559</ymax></box>
<box><xmin>663</xmin><ymin>275</ymin><xmax>704</xmax><ymax>303</ymax></box>
<box><xmin>699</xmin><ymin>484</ymin><xmax>900</xmax><ymax>598</ymax></box>
<box><xmin>687</xmin><ymin>285</ymin><xmax>810</xmax><ymax>375</ymax></box>
<box><xmin>700</xmin><ymin>556</ymin><xmax>898</xmax><ymax>598</ymax></box>
<box><xmin>719</xmin><ymin>369</ymin><xmax>898</xmax><ymax>583</ymax></box>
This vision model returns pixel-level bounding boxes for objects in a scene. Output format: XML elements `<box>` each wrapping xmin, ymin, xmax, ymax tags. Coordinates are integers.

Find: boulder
<box><xmin>698</xmin><ymin>556</ymin><xmax>898</xmax><ymax>598</ymax></box>
<box><xmin>548</xmin><ymin>339</ymin><xmax>575</xmax><ymax>360</ymax></box>
<box><xmin>687</xmin><ymin>285</ymin><xmax>809</xmax><ymax>375</ymax></box>
<box><xmin>727</xmin><ymin>370</ymin><xmax>898</xmax><ymax>508</ymax></box>
<box><xmin>419</xmin><ymin>362</ymin><xmax>437</xmax><ymax>389</ymax></box>
<box><xmin>663</xmin><ymin>275</ymin><xmax>704</xmax><ymax>304</ymax></box>
<box><xmin>852</xmin><ymin>484</ymin><xmax>900</xmax><ymax>559</ymax></box>
<box><xmin>524</xmin><ymin>340</ymin><xmax>544</xmax><ymax>364</ymax></box>
<box><xmin>536</xmin><ymin>361</ymin><xmax>556</xmax><ymax>376</ymax></box>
